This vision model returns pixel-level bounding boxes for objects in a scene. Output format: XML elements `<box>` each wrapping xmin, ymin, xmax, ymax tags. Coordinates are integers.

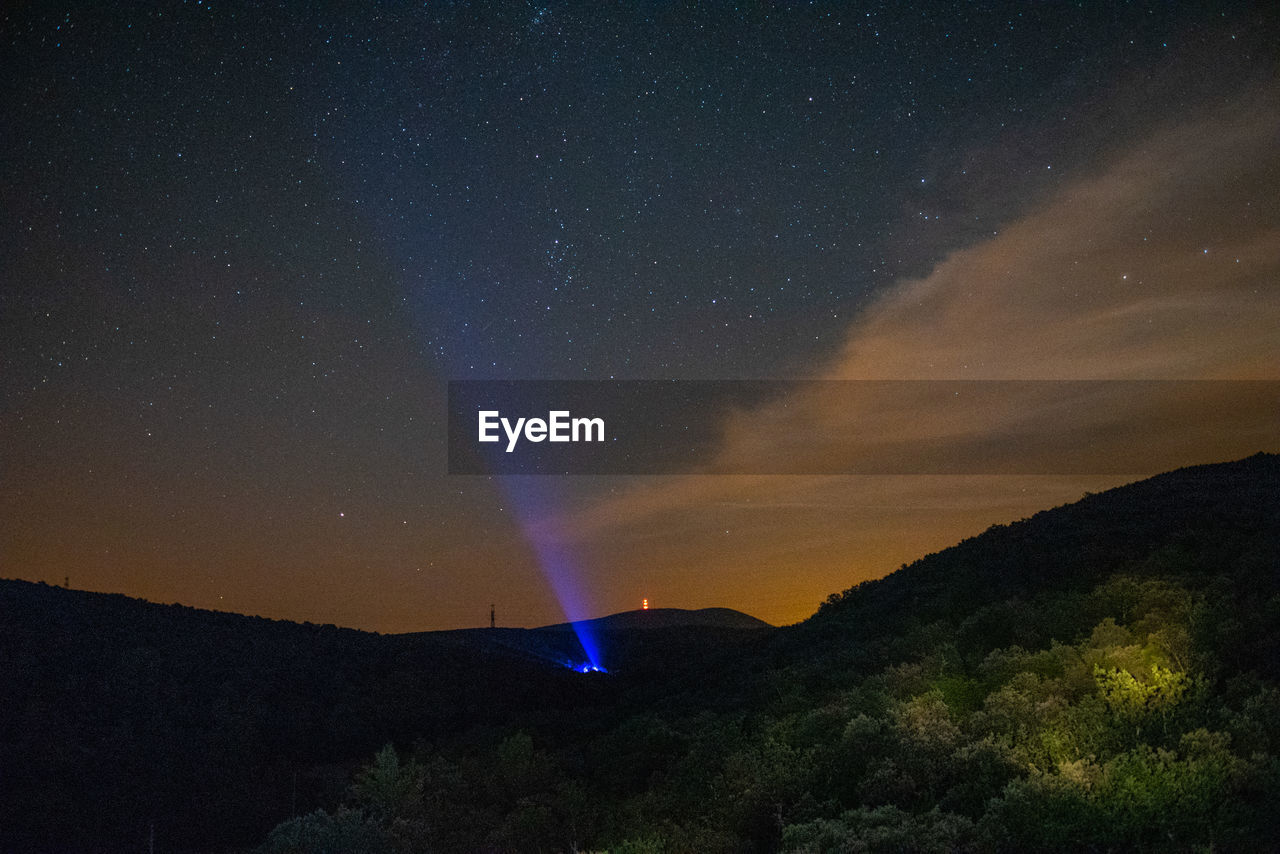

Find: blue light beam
<box><xmin>496</xmin><ymin>478</ymin><xmax>607</xmax><ymax>672</ymax></box>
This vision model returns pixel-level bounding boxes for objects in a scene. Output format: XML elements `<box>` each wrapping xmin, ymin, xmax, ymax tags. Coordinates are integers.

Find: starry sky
<box><xmin>4</xmin><ymin>2</ymin><xmax>1278</xmax><ymax>631</ymax></box>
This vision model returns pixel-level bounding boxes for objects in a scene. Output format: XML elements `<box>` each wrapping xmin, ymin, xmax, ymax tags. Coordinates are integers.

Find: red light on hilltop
<box><xmin>642</xmin><ymin>598</ymin><xmax>649</xmax><ymax>610</ymax></box>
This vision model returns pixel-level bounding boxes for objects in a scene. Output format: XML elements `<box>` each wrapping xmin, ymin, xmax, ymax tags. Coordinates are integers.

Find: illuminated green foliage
<box><xmin>1094</xmin><ymin>663</ymin><xmax>1189</xmax><ymax>722</ymax></box>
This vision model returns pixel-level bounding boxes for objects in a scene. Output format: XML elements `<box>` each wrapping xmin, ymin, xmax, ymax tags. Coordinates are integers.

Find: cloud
<box><xmin>829</xmin><ymin>90</ymin><xmax>1280</xmax><ymax>382</ymax></box>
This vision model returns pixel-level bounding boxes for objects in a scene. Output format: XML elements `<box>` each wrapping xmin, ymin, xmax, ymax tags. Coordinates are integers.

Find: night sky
<box><xmin>4</xmin><ymin>3</ymin><xmax>1278</xmax><ymax>631</ymax></box>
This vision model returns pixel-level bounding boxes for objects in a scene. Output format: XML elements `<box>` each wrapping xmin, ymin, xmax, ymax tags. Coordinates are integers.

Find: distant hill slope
<box><xmin>420</xmin><ymin>607</ymin><xmax>773</xmax><ymax>682</ymax></box>
<box><xmin>820</xmin><ymin>451</ymin><xmax>1278</xmax><ymax>617</ymax></box>
<box><xmin>786</xmin><ymin>451</ymin><xmax>1280</xmax><ymax>676</ymax></box>
<box><xmin>537</xmin><ymin>606</ymin><xmax>772</xmax><ymax>632</ymax></box>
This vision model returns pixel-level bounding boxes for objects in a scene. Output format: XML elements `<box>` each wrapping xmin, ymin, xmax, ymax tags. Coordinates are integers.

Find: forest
<box><xmin>3</xmin><ymin>453</ymin><xmax>1278</xmax><ymax>852</ymax></box>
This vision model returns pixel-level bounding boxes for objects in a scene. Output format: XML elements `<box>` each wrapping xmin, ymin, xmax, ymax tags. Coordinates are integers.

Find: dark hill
<box><xmin>537</xmin><ymin>606</ymin><xmax>772</xmax><ymax>632</ymax></box>
<box><xmin>809</xmin><ymin>452</ymin><xmax>1276</xmax><ymax>628</ymax></box>
<box><xmin>0</xmin><ymin>583</ymin><xmax>769</xmax><ymax>851</ymax></box>
<box><xmin>416</xmin><ymin>606</ymin><xmax>772</xmax><ymax>678</ymax></box>
<box><xmin>766</xmin><ymin>452</ymin><xmax>1280</xmax><ymax>700</ymax></box>
<box><xmin>0</xmin><ymin>579</ymin><xmax>621</xmax><ymax>851</ymax></box>
<box><xmin>820</xmin><ymin>451</ymin><xmax>1279</xmax><ymax>623</ymax></box>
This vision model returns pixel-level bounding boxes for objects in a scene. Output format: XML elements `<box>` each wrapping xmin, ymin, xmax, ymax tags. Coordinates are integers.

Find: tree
<box><xmin>350</xmin><ymin>745</ymin><xmax>428</xmax><ymax>851</ymax></box>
